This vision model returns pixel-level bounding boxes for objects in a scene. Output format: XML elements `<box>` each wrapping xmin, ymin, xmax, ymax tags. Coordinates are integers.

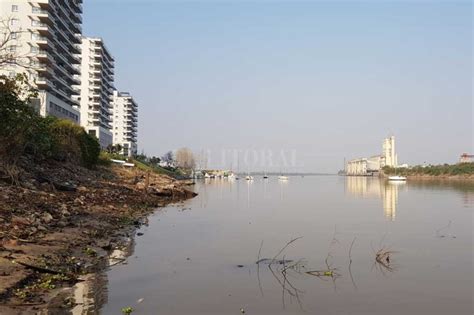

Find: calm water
<box><xmin>100</xmin><ymin>176</ymin><xmax>473</xmax><ymax>315</ymax></box>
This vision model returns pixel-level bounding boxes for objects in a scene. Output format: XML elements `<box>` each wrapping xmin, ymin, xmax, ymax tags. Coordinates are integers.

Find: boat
<box><xmin>245</xmin><ymin>175</ymin><xmax>254</xmax><ymax>180</ymax></box>
<box><xmin>278</xmin><ymin>175</ymin><xmax>289</xmax><ymax>180</ymax></box>
<box><xmin>388</xmin><ymin>175</ymin><xmax>407</xmax><ymax>181</ymax></box>
<box><xmin>263</xmin><ymin>175</ymin><xmax>269</xmax><ymax>179</ymax></box>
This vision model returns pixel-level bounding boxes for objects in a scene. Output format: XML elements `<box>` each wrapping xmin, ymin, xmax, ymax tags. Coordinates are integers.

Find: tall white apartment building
<box><xmin>0</xmin><ymin>0</ymin><xmax>83</xmax><ymax>122</ymax></box>
<box><xmin>77</xmin><ymin>37</ymin><xmax>115</xmax><ymax>148</ymax></box>
<box><xmin>111</xmin><ymin>91</ymin><xmax>138</xmax><ymax>157</ymax></box>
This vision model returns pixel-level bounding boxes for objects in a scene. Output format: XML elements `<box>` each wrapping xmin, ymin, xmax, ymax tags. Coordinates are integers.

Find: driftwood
<box><xmin>36</xmin><ymin>175</ymin><xmax>77</xmax><ymax>192</ymax></box>
<box><xmin>14</xmin><ymin>260</ymin><xmax>64</xmax><ymax>275</ymax></box>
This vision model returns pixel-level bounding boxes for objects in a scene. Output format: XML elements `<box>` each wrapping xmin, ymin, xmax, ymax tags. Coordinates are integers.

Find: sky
<box><xmin>83</xmin><ymin>0</ymin><xmax>472</xmax><ymax>173</ymax></box>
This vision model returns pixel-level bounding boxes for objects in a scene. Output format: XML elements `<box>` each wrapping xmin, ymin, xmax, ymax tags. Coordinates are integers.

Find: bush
<box><xmin>77</xmin><ymin>130</ymin><xmax>101</xmax><ymax>167</ymax></box>
<box><xmin>0</xmin><ymin>74</ymin><xmax>52</xmax><ymax>162</ymax></box>
<box><xmin>0</xmin><ymin>74</ymin><xmax>100</xmax><ymax>168</ymax></box>
<box><xmin>47</xmin><ymin>118</ymin><xmax>100</xmax><ymax>167</ymax></box>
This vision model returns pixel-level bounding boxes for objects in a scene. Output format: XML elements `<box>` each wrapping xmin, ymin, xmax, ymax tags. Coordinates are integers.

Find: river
<box><xmin>99</xmin><ymin>176</ymin><xmax>473</xmax><ymax>315</ymax></box>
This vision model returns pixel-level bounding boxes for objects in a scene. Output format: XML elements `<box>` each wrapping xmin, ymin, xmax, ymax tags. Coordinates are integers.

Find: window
<box><xmin>30</xmin><ymin>46</ymin><xmax>38</xmax><ymax>53</ymax></box>
<box><xmin>10</xmin><ymin>18</ymin><xmax>19</xmax><ymax>26</ymax></box>
<box><xmin>11</xmin><ymin>32</ymin><xmax>17</xmax><ymax>39</ymax></box>
<box><xmin>12</xmin><ymin>5</ymin><xmax>18</xmax><ymax>12</ymax></box>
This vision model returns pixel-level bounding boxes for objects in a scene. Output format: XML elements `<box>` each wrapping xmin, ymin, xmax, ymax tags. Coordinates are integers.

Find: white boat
<box><xmin>278</xmin><ymin>175</ymin><xmax>289</xmax><ymax>180</ymax></box>
<box><xmin>245</xmin><ymin>175</ymin><xmax>254</xmax><ymax>180</ymax></box>
<box><xmin>388</xmin><ymin>175</ymin><xmax>407</xmax><ymax>181</ymax></box>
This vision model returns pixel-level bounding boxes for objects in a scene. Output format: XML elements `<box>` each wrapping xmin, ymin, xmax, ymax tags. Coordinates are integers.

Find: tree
<box><xmin>106</xmin><ymin>144</ymin><xmax>122</xmax><ymax>154</ymax></box>
<box><xmin>0</xmin><ymin>17</ymin><xmax>37</xmax><ymax>69</ymax></box>
<box><xmin>162</xmin><ymin>151</ymin><xmax>174</xmax><ymax>164</ymax></box>
<box><xmin>0</xmin><ymin>74</ymin><xmax>100</xmax><ymax>169</ymax></box>
<box><xmin>149</xmin><ymin>156</ymin><xmax>161</xmax><ymax>166</ymax></box>
<box><xmin>176</xmin><ymin>147</ymin><xmax>195</xmax><ymax>169</ymax></box>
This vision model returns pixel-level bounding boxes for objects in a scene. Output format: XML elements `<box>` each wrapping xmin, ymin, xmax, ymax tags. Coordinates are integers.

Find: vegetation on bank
<box><xmin>0</xmin><ymin>74</ymin><xmax>100</xmax><ymax>171</ymax></box>
<box><xmin>383</xmin><ymin>163</ymin><xmax>474</xmax><ymax>177</ymax></box>
<box><xmin>99</xmin><ymin>151</ymin><xmax>186</xmax><ymax>179</ymax></box>
<box><xmin>0</xmin><ymin>74</ymin><xmax>184</xmax><ymax>180</ymax></box>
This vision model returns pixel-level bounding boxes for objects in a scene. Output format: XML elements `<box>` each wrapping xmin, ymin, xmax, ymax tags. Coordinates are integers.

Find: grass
<box><xmin>133</xmin><ymin>160</ymin><xmax>185</xmax><ymax>178</ymax></box>
<box><xmin>100</xmin><ymin>151</ymin><xmax>185</xmax><ymax>179</ymax></box>
<box><xmin>383</xmin><ymin>163</ymin><xmax>474</xmax><ymax>176</ymax></box>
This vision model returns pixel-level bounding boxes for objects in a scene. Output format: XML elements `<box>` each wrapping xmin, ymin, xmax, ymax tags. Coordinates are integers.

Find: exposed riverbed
<box><xmin>99</xmin><ymin>176</ymin><xmax>473</xmax><ymax>315</ymax></box>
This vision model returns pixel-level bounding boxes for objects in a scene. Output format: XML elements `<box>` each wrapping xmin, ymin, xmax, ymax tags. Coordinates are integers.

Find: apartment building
<box><xmin>76</xmin><ymin>37</ymin><xmax>115</xmax><ymax>148</ymax></box>
<box><xmin>111</xmin><ymin>91</ymin><xmax>138</xmax><ymax>157</ymax></box>
<box><xmin>0</xmin><ymin>0</ymin><xmax>83</xmax><ymax>122</ymax></box>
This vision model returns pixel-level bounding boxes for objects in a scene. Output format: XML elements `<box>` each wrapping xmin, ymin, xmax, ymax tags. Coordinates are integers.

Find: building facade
<box><xmin>0</xmin><ymin>0</ymin><xmax>83</xmax><ymax>122</ymax></box>
<box><xmin>347</xmin><ymin>136</ymin><xmax>399</xmax><ymax>176</ymax></box>
<box><xmin>382</xmin><ymin>136</ymin><xmax>397</xmax><ymax>167</ymax></box>
<box><xmin>77</xmin><ymin>37</ymin><xmax>115</xmax><ymax>148</ymax></box>
<box><xmin>459</xmin><ymin>153</ymin><xmax>474</xmax><ymax>163</ymax></box>
<box><xmin>111</xmin><ymin>91</ymin><xmax>138</xmax><ymax>157</ymax></box>
<box><xmin>346</xmin><ymin>158</ymin><xmax>368</xmax><ymax>176</ymax></box>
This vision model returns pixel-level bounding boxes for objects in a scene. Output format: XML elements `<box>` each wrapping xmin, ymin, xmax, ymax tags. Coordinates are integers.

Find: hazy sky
<box><xmin>83</xmin><ymin>1</ymin><xmax>472</xmax><ymax>172</ymax></box>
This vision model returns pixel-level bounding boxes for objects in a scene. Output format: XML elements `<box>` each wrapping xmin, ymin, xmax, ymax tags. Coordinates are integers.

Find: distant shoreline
<box><xmin>404</xmin><ymin>174</ymin><xmax>474</xmax><ymax>181</ymax></box>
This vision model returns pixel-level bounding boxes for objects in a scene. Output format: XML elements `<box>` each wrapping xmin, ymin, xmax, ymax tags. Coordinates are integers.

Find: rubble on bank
<box><xmin>0</xmin><ymin>159</ymin><xmax>196</xmax><ymax>314</ymax></box>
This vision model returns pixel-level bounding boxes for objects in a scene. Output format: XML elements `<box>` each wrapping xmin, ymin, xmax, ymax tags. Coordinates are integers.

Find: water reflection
<box><xmin>100</xmin><ymin>176</ymin><xmax>473</xmax><ymax>315</ymax></box>
<box><xmin>345</xmin><ymin>177</ymin><xmax>403</xmax><ymax>221</ymax></box>
<box><xmin>407</xmin><ymin>180</ymin><xmax>474</xmax><ymax>207</ymax></box>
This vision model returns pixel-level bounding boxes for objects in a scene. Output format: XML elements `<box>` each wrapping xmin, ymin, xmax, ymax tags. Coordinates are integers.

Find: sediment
<box><xmin>0</xmin><ymin>160</ymin><xmax>196</xmax><ymax>314</ymax></box>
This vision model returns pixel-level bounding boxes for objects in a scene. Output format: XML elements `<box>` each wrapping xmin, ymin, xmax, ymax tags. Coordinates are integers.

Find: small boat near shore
<box><xmin>245</xmin><ymin>175</ymin><xmax>254</xmax><ymax>180</ymax></box>
<box><xmin>388</xmin><ymin>175</ymin><xmax>407</xmax><ymax>181</ymax></box>
<box><xmin>278</xmin><ymin>175</ymin><xmax>289</xmax><ymax>180</ymax></box>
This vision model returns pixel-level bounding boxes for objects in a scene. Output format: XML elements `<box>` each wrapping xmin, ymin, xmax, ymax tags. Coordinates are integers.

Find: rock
<box><xmin>53</xmin><ymin>181</ymin><xmax>77</xmax><ymax>192</ymax></box>
<box><xmin>5</xmin><ymin>239</ymin><xmax>18</xmax><ymax>247</ymax></box>
<box><xmin>22</xmin><ymin>181</ymin><xmax>37</xmax><ymax>190</ymax></box>
<box><xmin>135</xmin><ymin>182</ymin><xmax>146</xmax><ymax>190</ymax></box>
<box><xmin>41</xmin><ymin>212</ymin><xmax>53</xmax><ymax>223</ymax></box>
<box><xmin>37</xmin><ymin>225</ymin><xmax>47</xmax><ymax>231</ymax></box>
<box><xmin>77</xmin><ymin>186</ymin><xmax>88</xmax><ymax>192</ymax></box>
<box><xmin>11</xmin><ymin>216</ymin><xmax>31</xmax><ymax>226</ymax></box>
<box><xmin>40</xmin><ymin>182</ymin><xmax>52</xmax><ymax>191</ymax></box>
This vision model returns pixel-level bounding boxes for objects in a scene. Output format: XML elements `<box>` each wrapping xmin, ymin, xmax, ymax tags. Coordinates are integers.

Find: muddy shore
<box><xmin>0</xmin><ymin>161</ymin><xmax>196</xmax><ymax>314</ymax></box>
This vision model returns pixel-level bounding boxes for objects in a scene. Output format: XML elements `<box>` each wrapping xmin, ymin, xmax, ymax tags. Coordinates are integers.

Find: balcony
<box><xmin>35</xmin><ymin>76</ymin><xmax>52</xmax><ymax>88</ymax></box>
<box><xmin>29</xmin><ymin>21</ymin><xmax>48</xmax><ymax>34</ymax></box>
<box><xmin>36</xmin><ymin>49</ymin><xmax>52</xmax><ymax>61</ymax></box>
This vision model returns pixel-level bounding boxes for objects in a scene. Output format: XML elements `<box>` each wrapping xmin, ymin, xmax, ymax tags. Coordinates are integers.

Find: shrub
<box><xmin>77</xmin><ymin>130</ymin><xmax>100</xmax><ymax>167</ymax></box>
<box><xmin>0</xmin><ymin>74</ymin><xmax>52</xmax><ymax>163</ymax></box>
<box><xmin>0</xmin><ymin>74</ymin><xmax>100</xmax><ymax>168</ymax></box>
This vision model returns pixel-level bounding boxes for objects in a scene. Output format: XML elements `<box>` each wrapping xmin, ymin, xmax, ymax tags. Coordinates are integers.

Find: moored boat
<box><xmin>388</xmin><ymin>175</ymin><xmax>407</xmax><ymax>181</ymax></box>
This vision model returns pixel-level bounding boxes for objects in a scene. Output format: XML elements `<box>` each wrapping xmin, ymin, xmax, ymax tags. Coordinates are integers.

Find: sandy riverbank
<box><xmin>0</xmin><ymin>161</ymin><xmax>196</xmax><ymax>314</ymax></box>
